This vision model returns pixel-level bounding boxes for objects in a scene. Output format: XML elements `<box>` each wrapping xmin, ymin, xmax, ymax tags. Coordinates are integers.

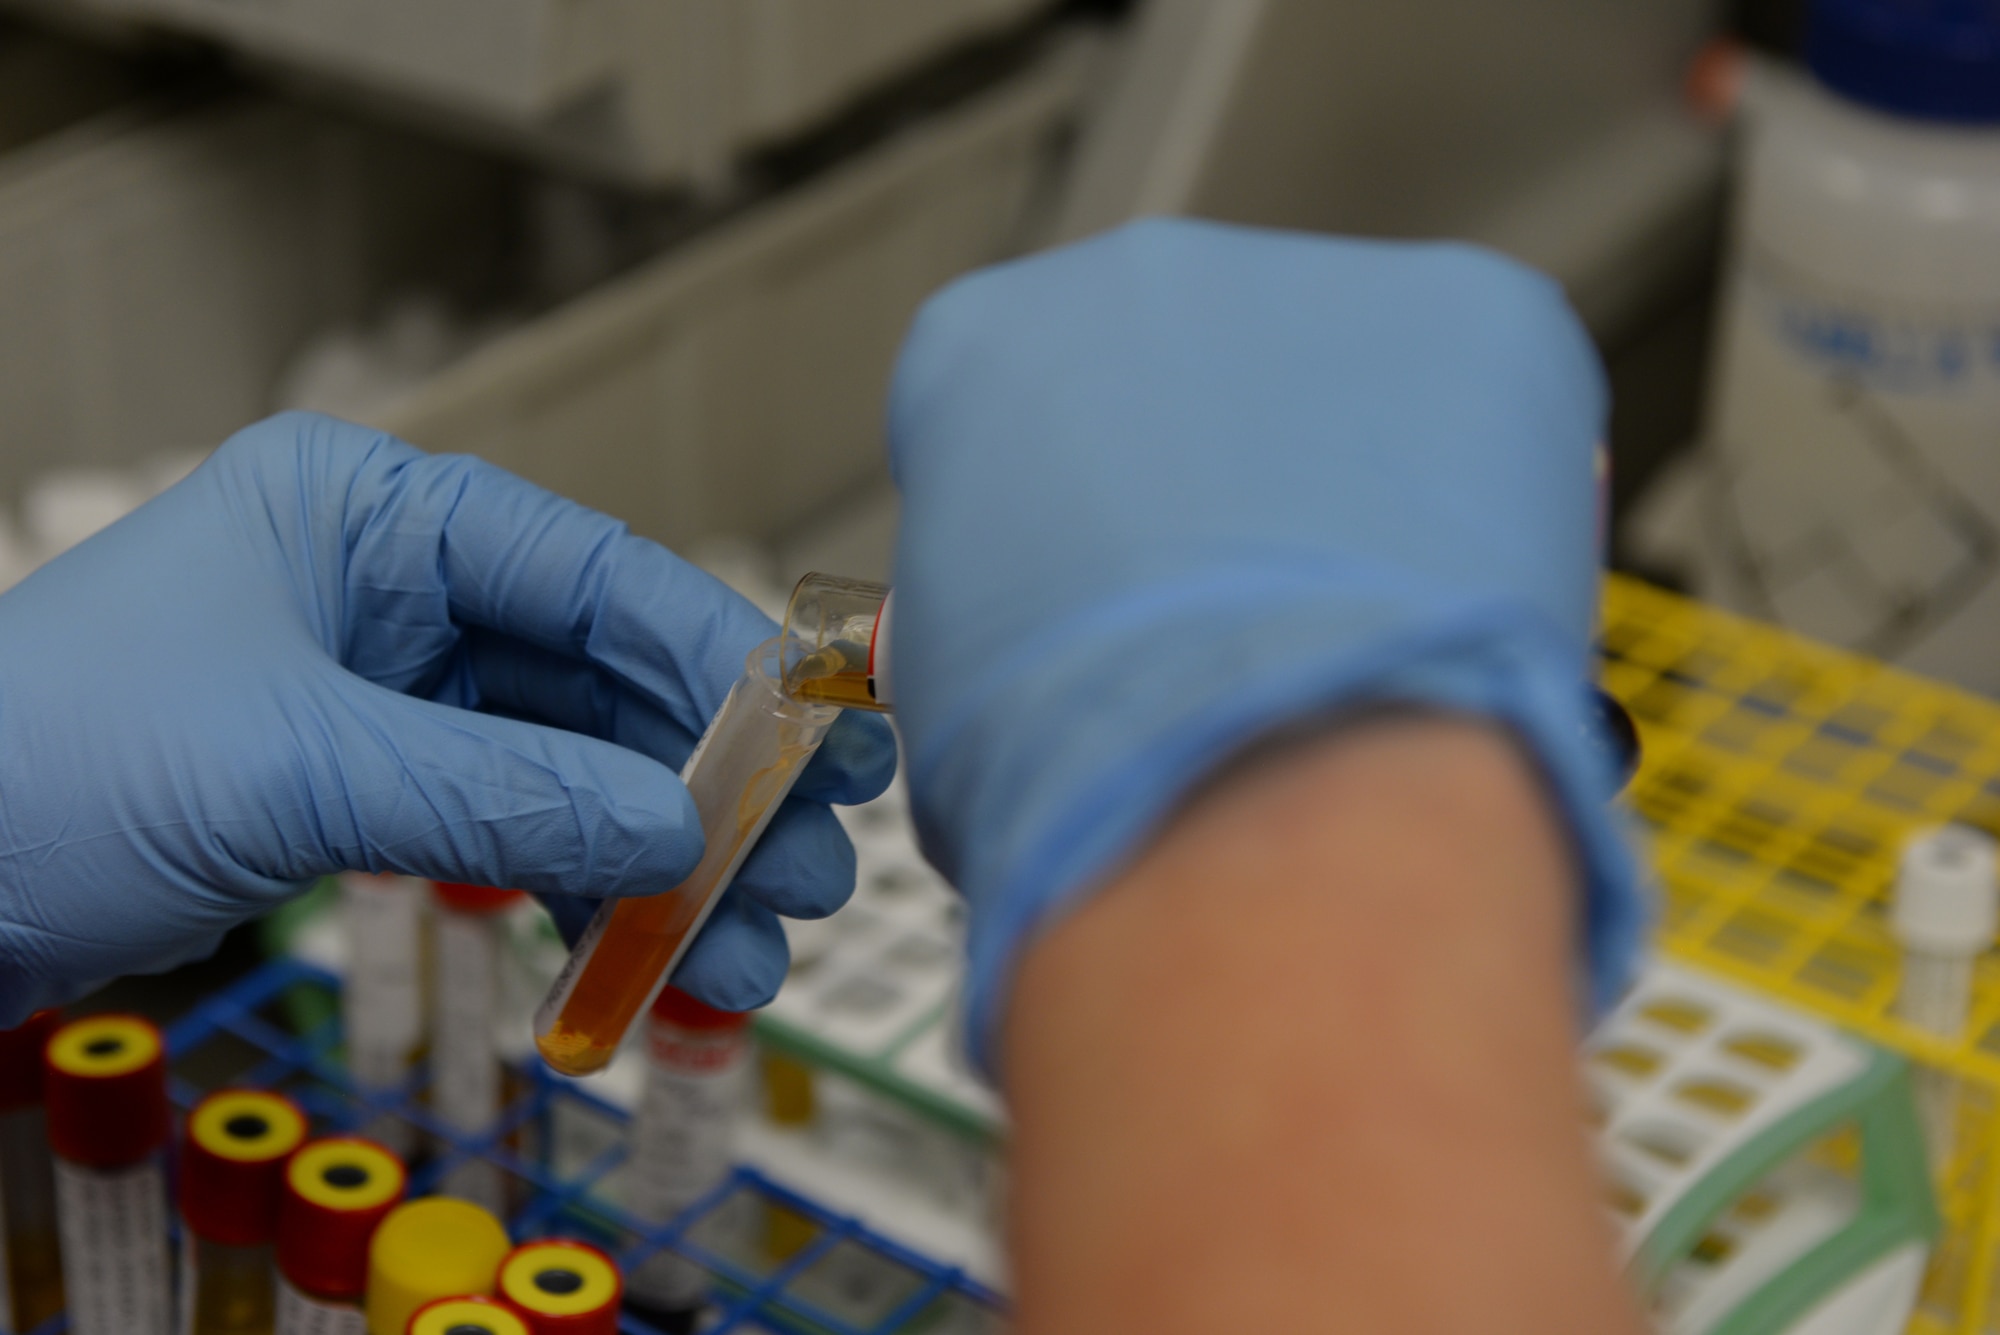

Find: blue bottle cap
<box><xmin>1807</xmin><ymin>0</ymin><xmax>2000</xmax><ymax>123</ymax></box>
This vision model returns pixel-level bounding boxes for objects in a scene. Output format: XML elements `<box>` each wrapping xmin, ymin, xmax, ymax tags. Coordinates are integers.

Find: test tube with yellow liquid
<box><xmin>534</xmin><ymin>574</ymin><xmax>892</xmax><ymax>1077</ymax></box>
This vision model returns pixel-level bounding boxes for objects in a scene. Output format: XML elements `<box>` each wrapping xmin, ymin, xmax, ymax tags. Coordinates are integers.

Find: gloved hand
<box><xmin>888</xmin><ymin>218</ymin><xmax>1642</xmax><ymax>1071</ymax></box>
<box><xmin>0</xmin><ymin>412</ymin><xmax>895</xmax><ymax>1022</ymax></box>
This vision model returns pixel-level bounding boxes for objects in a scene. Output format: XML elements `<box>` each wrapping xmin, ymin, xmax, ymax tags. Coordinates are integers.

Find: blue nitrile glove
<box><xmin>887</xmin><ymin>218</ymin><xmax>1643</xmax><ymax>1072</ymax></box>
<box><xmin>0</xmin><ymin>412</ymin><xmax>895</xmax><ymax>1022</ymax></box>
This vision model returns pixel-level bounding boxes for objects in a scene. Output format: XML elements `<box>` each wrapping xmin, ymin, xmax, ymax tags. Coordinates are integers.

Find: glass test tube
<box><xmin>179</xmin><ymin>1090</ymin><xmax>309</xmax><ymax>1335</ymax></box>
<box><xmin>534</xmin><ymin>639</ymin><xmax>842</xmax><ymax>1077</ymax></box>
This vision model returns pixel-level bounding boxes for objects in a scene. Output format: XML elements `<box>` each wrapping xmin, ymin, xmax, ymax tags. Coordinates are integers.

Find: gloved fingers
<box><xmin>307</xmin><ymin>678</ymin><xmax>704</xmax><ymax>900</ymax></box>
<box><xmin>732</xmin><ymin>797</ymin><xmax>858</xmax><ymax>921</ymax></box>
<box><xmin>459</xmin><ymin>627</ymin><xmax>701</xmax><ymax>772</ymax></box>
<box><xmin>796</xmin><ymin>711</ymin><xmax>898</xmax><ymax>807</ymax></box>
<box><xmin>239</xmin><ymin>413</ymin><xmax>778</xmax><ymax>733</ymax></box>
<box><xmin>534</xmin><ymin>892</ymin><xmax>599</xmax><ymax>950</ymax></box>
<box><xmin>667</xmin><ymin>889</ymin><xmax>791</xmax><ymax>1011</ymax></box>
<box><xmin>0</xmin><ymin>919</ymin><xmax>223</xmax><ymax>1026</ymax></box>
<box><xmin>461</xmin><ymin>627</ymin><xmax>899</xmax><ymax>807</ymax></box>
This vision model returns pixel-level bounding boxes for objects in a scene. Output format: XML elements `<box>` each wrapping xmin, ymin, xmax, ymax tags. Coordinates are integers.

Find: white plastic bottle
<box><xmin>1697</xmin><ymin>0</ymin><xmax>2000</xmax><ymax>692</ymax></box>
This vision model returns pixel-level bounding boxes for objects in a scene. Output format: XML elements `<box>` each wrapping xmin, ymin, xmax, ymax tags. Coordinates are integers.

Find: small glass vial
<box><xmin>780</xmin><ymin>574</ymin><xmax>893</xmax><ymax>713</ymax></box>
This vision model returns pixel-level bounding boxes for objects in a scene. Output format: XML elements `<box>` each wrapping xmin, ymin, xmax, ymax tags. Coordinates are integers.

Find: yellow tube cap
<box><xmin>365</xmin><ymin>1198</ymin><xmax>510</xmax><ymax>1335</ymax></box>
<box><xmin>406</xmin><ymin>1296</ymin><xmax>530</xmax><ymax>1335</ymax></box>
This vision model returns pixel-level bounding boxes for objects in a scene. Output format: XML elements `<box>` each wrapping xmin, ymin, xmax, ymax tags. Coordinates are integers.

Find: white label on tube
<box><xmin>54</xmin><ymin>1158</ymin><xmax>171</xmax><ymax>1335</ymax></box>
<box><xmin>340</xmin><ymin>873</ymin><xmax>425</xmax><ymax>1062</ymax></box>
<box><xmin>433</xmin><ymin>909</ymin><xmax>500</xmax><ymax>1133</ymax></box>
<box><xmin>624</xmin><ymin>1023</ymin><xmax>749</xmax><ymax>1310</ymax></box>
<box><xmin>0</xmin><ymin>1148</ymin><xmax>13</xmax><ymax>1335</ymax></box>
<box><xmin>342</xmin><ymin>873</ymin><xmax>425</xmax><ymax>1158</ymax></box>
<box><xmin>275</xmin><ymin>1276</ymin><xmax>366</xmax><ymax>1335</ymax></box>
<box><xmin>176</xmin><ymin>1231</ymin><xmax>192</xmax><ymax>1335</ymax></box>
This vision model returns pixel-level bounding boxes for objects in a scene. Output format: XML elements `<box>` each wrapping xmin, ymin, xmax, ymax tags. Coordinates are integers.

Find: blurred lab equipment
<box><xmin>1589</xmin><ymin>961</ymin><xmax>1936</xmax><ymax>1335</ymax></box>
<box><xmin>1891</xmin><ymin>825</ymin><xmax>2000</xmax><ymax>1165</ymax></box>
<box><xmin>1693</xmin><ymin>0</ymin><xmax>2000</xmax><ymax>693</ymax></box>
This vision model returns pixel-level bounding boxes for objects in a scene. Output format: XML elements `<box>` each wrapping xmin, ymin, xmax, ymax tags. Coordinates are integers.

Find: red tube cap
<box><xmin>433</xmin><ymin>882</ymin><xmax>525</xmax><ymax>914</ymax></box>
<box><xmin>497</xmin><ymin>1240</ymin><xmax>622</xmax><ymax>1335</ymax></box>
<box><xmin>180</xmin><ymin>1089</ymin><xmax>309</xmax><ymax>1246</ymax></box>
<box><xmin>44</xmin><ymin>1014</ymin><xmax>167</xmax><ymax>1168</ymax></box>
<box><xmin>650</xmin><ymin>986</ymin><xmax>751</xmax><ymax>1032</ymax></box>
<box><xmin>0</xmin><ymin>1010</ymin><xmax>60</xmax><ymax>1112</ymax></box>
<box><xmin>277</xmin><ymin>1137</ymin><xmax>407</xmax><ymax>1302</ymax></box>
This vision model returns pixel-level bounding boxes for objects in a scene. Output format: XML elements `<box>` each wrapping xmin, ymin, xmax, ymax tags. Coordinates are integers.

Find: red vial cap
<box><xmin>0</xmin><ymin>1010</ymin><xmax>60</xmax><ymax>1112</ymax></box>
<box><xmin>277</xmin><ymin>1137</ymin><xmax>408</xmax><ymax>1302</ymax></box>
<box><xmin>496</xmin><ymin>1240</ymin><xmax>622</xmax><ymax>1335</ymax></box>
<box><xmin>434</xmin><ymin>882</ymin><xmax>526</xmax><ymax>914</ymax></box>
<box><xmin>180</xmin><ymin>1089</ymin><xmax>309</xmax><ymax>1246</ymax></box>
<box><xmin>44</xmin><ymin>1014</ymin><xmax>167</xmax><ymax>1168</ymax></box>
<box><xmin>650</xmin><ymin>985</ymin><xmax>751</xmax><ymax>1033</ymax></box>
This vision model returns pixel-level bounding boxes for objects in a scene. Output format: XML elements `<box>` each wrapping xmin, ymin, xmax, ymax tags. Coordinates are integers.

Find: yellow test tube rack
<box><xmin>1602</xmin><ymin>575</ymin><xmax>2000</xmax><ymax>1335</ymax></box>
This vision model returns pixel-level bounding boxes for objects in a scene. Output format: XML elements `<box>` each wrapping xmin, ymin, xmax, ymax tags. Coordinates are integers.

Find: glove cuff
<box><xmin>906</xmin><ymin>564</ymin><xmax>1648</xmax><ymax>1079</ymax></box>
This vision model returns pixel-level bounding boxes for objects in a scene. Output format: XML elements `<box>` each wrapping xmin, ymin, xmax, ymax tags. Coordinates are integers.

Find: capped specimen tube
<box><xmin>0</xmin><ymin>1009</ymin><xmax>63</xmax><ymax>1334</ymax></box>
<box><xmin>45</xmin><ymin>1014</ymin><xmax>172</xmax><ymax>1335</ymax></box>
<box><xmin>780</xmin><ymin>573</ymin><xmax>893</xmax><ymax>712</ymax></box>
<box><xmin>495</xmin><ymin>1240</ymin><xmax>621</xmax><ymax>1335</ymax></box>
<box><xmin>276</xmin><ymin>1138</ymin><xmax>407</xmax><ymax>1335</ymax></box>
<box><xmin>364</xmin><ymin>1197</ymin><xmax>509</xmax><ymax>1335</ymax></box>
<box><xmin>1892</xmin><ymin>824</ymin><xmax>1999</xmax><ymax>1165</ymax></box>
<box><xmin>534</xmin><ymin>640</ymin><xmax>840</xmax><ymax>1077</ymax></box>
<box><xmin>624</xmin><ymin>988</ymin><xmax>753</xmax><ymax>1333</ymax></box>
<box><xmin>431</xmin><ymin>882</ymin><xmax>523</xmax><ymax>1214</ymax></box>
<box><xmin>179</xmin><ymin>1090</ymin><xmax>310</xmax><ymax>1335</ymax></box>
<box><xmin>340</xmin><ymin>872</ymin><xmax>429</xmax><ymax>1158</ymax></box>
<box><xmin>406</xmin><ymin>1296</ymin><xmax>528</xmax><ymax>1335</ymax></box>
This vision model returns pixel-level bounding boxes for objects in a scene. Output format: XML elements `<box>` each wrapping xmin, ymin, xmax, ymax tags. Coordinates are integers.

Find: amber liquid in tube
<box><xmin>535</xmin><ymin>641</ymin><xmax>839</xmax><ymax>1077</ymax></box>
<box><xmin>786</xmin><ymin>642</ymin><xmax>880</xmax><ymax>711</ymax></box>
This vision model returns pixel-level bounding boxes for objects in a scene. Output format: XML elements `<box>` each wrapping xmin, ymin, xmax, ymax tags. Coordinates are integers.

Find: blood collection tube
<box><xmin>404</xmin><ymin>1296</ymin><xmax>528</xmax><ymax>1335</ymax></box>
<box><xmin>622</xmin><ymin>988</ymin><xmax>751</xmax><ymax>1333</ymax></box>
<box><xmin>44</xmin><ymin>1013</ymin><xmax>172</xmax><ymax>1335</ymax></box>
<box><xmin>276</xmin><ymin>1138</ymin><xmax>406</xmax><ymax>1335</ymax></box>
<box><xmin>431</xmin><ymin>882</ymin><xmax>525</xmax><ymax>1214</ymax></box>
<box><xmin>534</xmin><ymin>639</ymin><xmax>842</xmax><ymax>1077</ymax></box>
<box><xmin>0</xmin><ymin>1010</ymin><xmax>62</xmax><ymax>1333</ymax></box>
<box><xmin>364</xmin><ymin>1197</ymin><xmax>509</xmax><ymax>1335</ymax></box>
<box><xmin>340</xmin><ymin>873</ymin><xmax>429</xmax><ymax>1158</ymax></box>
<box><xmin>179</xmin><ymin>1089</ymin><xmax>309</xmax><ymax>1335</ymax></box>
<box><xmin>494</xmin><ymin>1240</ymin><xmax>620</xmax><ymax>1335</ymax></box>
<box><xmin>1892</xmin><ymin>824</ymin><xmax>1999</xmax><ymax>1165</ymax></box>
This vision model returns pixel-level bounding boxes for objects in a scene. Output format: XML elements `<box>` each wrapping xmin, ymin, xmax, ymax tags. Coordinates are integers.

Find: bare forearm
<box><xmin>1004</xmin><ymin>716</ymin><xmax>1644</xmax><ymax>1334</ymax></box>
